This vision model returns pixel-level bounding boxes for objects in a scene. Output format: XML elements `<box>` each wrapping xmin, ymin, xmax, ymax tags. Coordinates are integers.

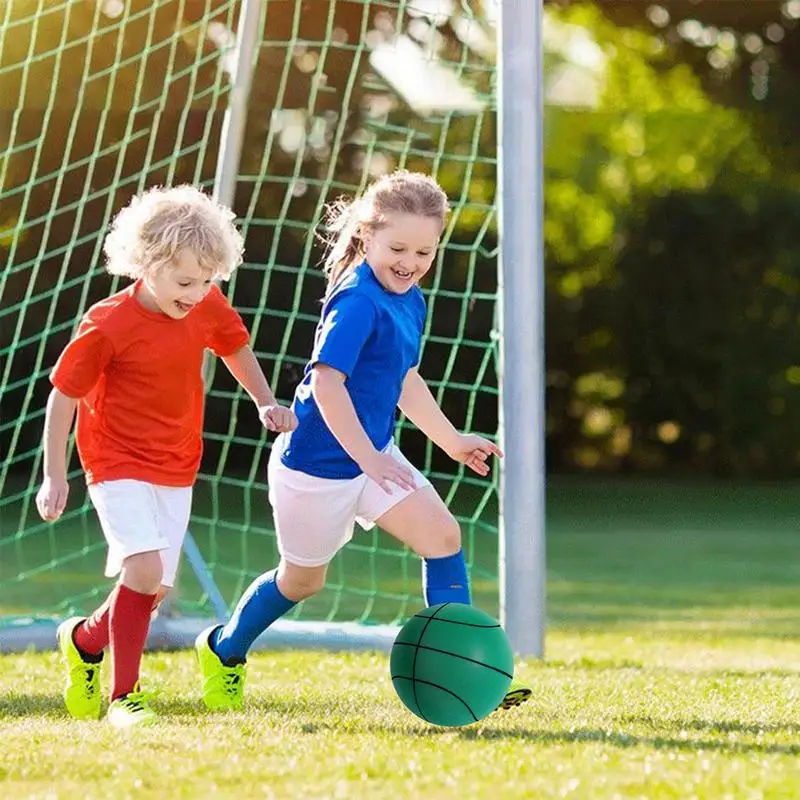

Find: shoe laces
<box><xmin>118</xmin><ymin>686</ymin><xmax>159</xmax><ymax>713</ymax></box>
<box><xmin>71</xmin><ymin>664</ymin><xmax>99</xmax><ymax>696</ymax></box>
<box><xmin>220</xmin><ymin>664</ymin><xmax>245</xmax><ymax>696</ymax></box>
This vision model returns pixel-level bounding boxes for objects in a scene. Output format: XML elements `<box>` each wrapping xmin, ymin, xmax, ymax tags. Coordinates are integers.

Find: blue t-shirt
<box><xmin>278</xmin><ymin>262</ymin><xmax>427</xmax><ymax>478</ymax></box>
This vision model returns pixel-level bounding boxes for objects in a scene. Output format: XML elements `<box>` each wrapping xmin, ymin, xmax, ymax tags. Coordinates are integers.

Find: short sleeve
<box><xmin>203</xmin><ymin>284</ymin><xmax>250</xmax><ymax>357</ymax></box>
<box><xmin>312</xmin><ymin>291</ymin><xmax>377</xmax><ymax>377</ymax></box>
<box><xmin>50</xmin><ymin>318</ymin><xmax>114</xmax><ymax>398</ymax></box>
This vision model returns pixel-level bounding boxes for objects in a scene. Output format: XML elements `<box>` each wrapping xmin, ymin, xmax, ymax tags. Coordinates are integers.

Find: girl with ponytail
<box><xmin>195</xmin><ymin>170</ymin><xmax>531</xmax><ymax>714</ymax></box>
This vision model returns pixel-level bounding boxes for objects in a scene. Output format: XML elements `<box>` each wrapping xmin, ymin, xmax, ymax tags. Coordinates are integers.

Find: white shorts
<box><xmin>88</xmin><ymin>479</ymin><xmax>192</xmax><ymax>587</ymax></box>
<box><xmin>268</xmin><ymin>440</ymin><xmax>430</xmax><ymax>568</ymax></box>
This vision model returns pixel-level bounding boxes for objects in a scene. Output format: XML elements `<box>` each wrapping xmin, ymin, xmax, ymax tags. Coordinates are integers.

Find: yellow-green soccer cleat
<box><xmin>195</xmin><ymin>625</ymin><xmax>246</xmax><ymax>711</ymax></box>
<box><xmin>56</xmin><ymin>616</ymin><xmax>103</xmax><ymax>721</ymax></box>
<box><xmin>107</xmin><ymin>683</ymin><xmax>158</xmax><ymax>728</ymax></box>
<box><xmin>499</xmin><ymin>678</ymin><xmax>532</xmax><ymax>711</ymax></box>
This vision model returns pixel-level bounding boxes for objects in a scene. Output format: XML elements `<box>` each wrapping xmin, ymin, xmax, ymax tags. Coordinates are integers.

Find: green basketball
<box><xmin>390</xmin><ymin>603</ymin><xmax>514</xmax><ymax>727</ymax></box>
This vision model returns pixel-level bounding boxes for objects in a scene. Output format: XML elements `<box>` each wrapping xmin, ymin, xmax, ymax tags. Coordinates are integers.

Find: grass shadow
<box><xmin>541</xmin><ymin>658</ymin><xmax>645</xmax><ymax>672</ymax></box>
<box><xmin>541</xmin><ymin>662</ymin><xmax>800</xmax><ymax>680</ymax></box>
<box><xmin>620</xmin><ymin>714</ymin><xmax>800</xmax><ymax>736</ymax></box>
<box><xmin>558</xmin><ymin>728</ymin><xmax>800</xmax><ymax>755</ymax></box>
<box><xmin>153</xmin><ymin>697</ymin><xmax>209</xmax><ymax>717</ymax></box>
<box><xmin>453</xmin><ymin>726</ymin><xmax>800</xmax><ymax>755</ymax></box>
<box><xmin>277</xmin><ymin>704</ymin><xmax>800</xmax><ymax>753</ymax></box>
<box><xmin>0</xmin><ymin>692</ymin><xmax>68</xmax><ymax>718</ymax></box>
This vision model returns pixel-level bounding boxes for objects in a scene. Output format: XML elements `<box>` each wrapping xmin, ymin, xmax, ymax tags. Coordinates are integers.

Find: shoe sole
<box><xmin>108</xmin><ymin>714</ymin><xmax>158</xmax><ymax>729</ymax></box>
<box><xmin>500</xmin><ymin>687</ymin><xmax>532</xmax><ymax>710</ymax></box>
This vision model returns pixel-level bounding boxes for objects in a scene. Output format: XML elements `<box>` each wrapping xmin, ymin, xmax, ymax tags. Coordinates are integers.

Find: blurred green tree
<box><xmin>3</xmin><ymin>0</ymin><xmax>800</xmax><ymax>476</ymax></box>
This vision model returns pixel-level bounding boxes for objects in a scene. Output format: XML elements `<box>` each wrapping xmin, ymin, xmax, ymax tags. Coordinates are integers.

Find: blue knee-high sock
<box><xmin>422</xmin><ymin>549</ymin><xmax>471</xmax><ymax>606</ymax></box>
<box><xmin>211</xmin><ymin>569</ymin><xmax>296</xmax><ymax>664</ymax></box>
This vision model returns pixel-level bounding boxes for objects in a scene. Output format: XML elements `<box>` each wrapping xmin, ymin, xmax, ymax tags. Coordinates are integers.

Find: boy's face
<box><xmin>142</xmin><ymin>249</ymin><xmax>215</xmax><ymax>319</ymax></box>
<box><xmin>362</xmin><ymin>212</ymin><xmax>440</xmax><ymax>294</ymax></box>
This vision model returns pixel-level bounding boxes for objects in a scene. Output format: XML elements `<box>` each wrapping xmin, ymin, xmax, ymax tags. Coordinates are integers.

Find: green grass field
<box><xmin>3</xmin><ymin>479</ymin><xmax>800</xmax><ymax>798</ymax></box>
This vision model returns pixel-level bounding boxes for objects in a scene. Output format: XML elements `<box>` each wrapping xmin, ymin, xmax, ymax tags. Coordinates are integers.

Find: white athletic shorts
<box><xmin>87</xmin><ymin>479</ymin><xmax>192</xmax><ymax>587</ymax></box>
<box><xmin>268</xmin><ymin>439</ymin><xmax>430</xmax><ymax>568</ymax></box>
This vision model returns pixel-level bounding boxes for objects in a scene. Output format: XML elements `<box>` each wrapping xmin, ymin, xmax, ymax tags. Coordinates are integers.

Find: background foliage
<box><xmin>2</xmin><ymin>0</ymin><xmax>799</xmax><ymax>477</ymax></box>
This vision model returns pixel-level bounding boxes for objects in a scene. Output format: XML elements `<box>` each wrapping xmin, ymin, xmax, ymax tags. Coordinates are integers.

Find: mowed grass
<box><xmin>4</xmin><ymin>636</ymin><xmax>800</xmax><ymax>799</ymax></box>
<box><xmin>3</xmin><ymin>478</ymin><xmax>800</xmax><ymax>798</ymax></box>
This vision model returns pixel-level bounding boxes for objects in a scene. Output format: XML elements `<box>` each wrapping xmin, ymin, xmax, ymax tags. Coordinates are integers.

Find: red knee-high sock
<box><xmin>109</xmin><ymin>584</ymin><xmax>157</xmax><ymax>700</ymax></box>
<box><xmin>73</xmin><ymin>589</ymin><xmax>116</xmax><ymax>656</ymax></box>
<box><xmin>74</xmin><ymin>588</ymin><xmax>162</xmax><ymax>656</ymax></box>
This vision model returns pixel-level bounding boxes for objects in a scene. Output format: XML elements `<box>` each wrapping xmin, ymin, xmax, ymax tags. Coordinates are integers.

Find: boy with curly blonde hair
<box><xmin>36</xmin><ymin>185</ymin><xmax>296</xmax><ymax>728</ymax></box>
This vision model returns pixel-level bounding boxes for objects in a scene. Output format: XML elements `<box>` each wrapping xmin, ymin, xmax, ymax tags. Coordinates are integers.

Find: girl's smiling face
<box><xmin>362</xmin><ymin>212</ymin><xmax>441</xmax><ymax>294</ymax></box>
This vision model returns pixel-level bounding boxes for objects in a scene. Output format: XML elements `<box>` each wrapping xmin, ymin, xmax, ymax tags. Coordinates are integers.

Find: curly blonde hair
<box><xmin>319</xmin><ymin>170</ymin><xmax>449</xmax><ymax>292</ymax></box>
<box><xmin>103</xmin><ymin>185</ymin><xmax>245</xmax><ymax>279</ymax></box>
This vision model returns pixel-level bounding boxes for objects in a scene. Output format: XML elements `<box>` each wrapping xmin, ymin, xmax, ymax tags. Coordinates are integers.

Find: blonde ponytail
<box><xmin>319</xmin><ymin>197</ymin><xmax>364</xmax><ymax>294</ymax></box>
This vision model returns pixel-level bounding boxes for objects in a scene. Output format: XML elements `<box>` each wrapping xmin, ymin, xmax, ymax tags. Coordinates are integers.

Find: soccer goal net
<box><xmin>0</xmin><ymin>0</ymin><xmax>505</xmax><ymax>652</ymax></box>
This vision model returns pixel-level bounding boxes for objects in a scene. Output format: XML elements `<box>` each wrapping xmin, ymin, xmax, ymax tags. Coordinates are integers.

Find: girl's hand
<box><xmin>259</xmin><ymin>404</ymin><xmax>298</xmax><ymax>433</ymax></box>
<box><xmin>359</xmin><ymin>451</ymin><xmax>417</xmax><ymax>494</ymax></box>
<box><xmin>36</xmin><ymin>476</ymin><xmax>70</xmax><ymax>521</ymax></box>
<box><xmin>446</xmin><ymin>434</ymin><xmax>504</xmax><ymax>477</ymax></box>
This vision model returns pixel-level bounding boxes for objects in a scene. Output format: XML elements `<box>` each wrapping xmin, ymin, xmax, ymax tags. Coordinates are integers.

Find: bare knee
<box><xmin>120</xmin><ymin>551</ymin><xmax>163</xmax><ymax>594</ymax></box>
<box><xmin>276</xmin><ymin>560</ymin><xmax>327</xmax><ymax>602</ymax></box>
<box><xmin>378</xmin><ymin>487</ymin><xmax>463</xmax><ymax>558</ymax></box>
<box><xmin>420</xmin><ymin>513</ymin><xmax>462</xmax><ymax>558</ymax></box>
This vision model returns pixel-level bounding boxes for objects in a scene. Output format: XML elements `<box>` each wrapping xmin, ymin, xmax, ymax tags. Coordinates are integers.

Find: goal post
<box><xmin>0</xmin><ymin>0</ymin><xmax>544</xmax><ymax>656</ymax></box>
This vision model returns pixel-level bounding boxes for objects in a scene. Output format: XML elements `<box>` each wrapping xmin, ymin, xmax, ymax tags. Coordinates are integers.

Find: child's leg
<box><xmin>87</xmin><ymin>480</ymin><xmax>176</xmax><ymax>702</ymax></box>
<box><xmin>375</xmin><ymin>480</ymin><xmax>531</xmax><ymax>711</ymax></box>
<box><xmin>213</xmin><ymin>450</ymin><xmax>356</xmax><ymax>662</ymax></box>
<box><xmin>357</xmin><ymin>444</ymin><xmax>469</xmax><ymax>605</ymax></box>
<box><xmin>72</xmin><ymin>590</ymin><xmax>115</xmax><ymax>657</ymax></box>
<box><xmin>421</xmin><ymin>550</ymin><xmax>471</xmax><ymax>606</ymax></box>
<box><xmin>73</xmin><ymin>584</ymin><xmax>170</xmax><ymax>658</ymax></box>
<box><xmin>367</xmin><ymin>447</ymin><xmax>531</xmax><ymax>712</ymax></box>
<box><xmin>212</xmin><ymin>560</ymin><xmax>325</xmax><ymax>663</ymax></box>
<box><xmin>373</xmin><ymin>484</ymin><xmax>470</xmax><ymax>605</ymax></box>
<box><xmin>197</xmin><ymin>454</ymin><xmax>359</xmax><ymax>710</ymax></box>
<box><xmin>110</xmin><ymin>552</ymin><xmax>161</xmax><ymax>700</ymax></box>
<box><xmin>196</xmin><ymin>561</ymin><xmax>326</xmax><ymax>711</ymax></box>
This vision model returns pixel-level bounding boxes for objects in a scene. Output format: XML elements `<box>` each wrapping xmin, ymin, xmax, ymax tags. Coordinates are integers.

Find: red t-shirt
<box><xmin>50</xmin><ymin>281</ymin><xmax>250</xmax><ymax>487</ymax></box>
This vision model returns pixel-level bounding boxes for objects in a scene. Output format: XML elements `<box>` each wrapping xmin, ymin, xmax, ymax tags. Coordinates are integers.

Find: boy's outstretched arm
<box><xmin>221</xmin><ymin>345</ymin><xmax>297</xmax><ymax>432</ymax></box>
<box><xmin>36</xmin><ymin>388</ymin><xmax>78</xmax><ymax>521</ymax></box>
<box><xmin>398</xmin><ymin>368</ymin><xmax>503</xmax><ymax>476</ymax></box>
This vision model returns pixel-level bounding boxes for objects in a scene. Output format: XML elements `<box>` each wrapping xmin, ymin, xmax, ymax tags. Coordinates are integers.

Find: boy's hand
<box><xmin>445</xmin><ymin>433</ymin><xmax>504</xmax><ymax>477</ymax></box>
<box><xmin>36</xmin><ymin>476</ymin><xmax>70</xmax><ymax>522</ymax></box>
<box><xmin>258</xmin><ymin>404</ymin><xmax>298</xmax><ymax>433</ymax></box>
